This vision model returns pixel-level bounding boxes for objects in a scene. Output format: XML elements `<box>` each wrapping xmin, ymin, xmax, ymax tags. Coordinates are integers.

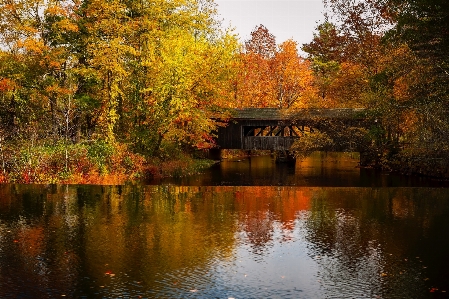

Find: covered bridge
<box><xmin>215</xmin><ymin>108</ymin><xmax>367</xmax><ymax>151</ymax></box>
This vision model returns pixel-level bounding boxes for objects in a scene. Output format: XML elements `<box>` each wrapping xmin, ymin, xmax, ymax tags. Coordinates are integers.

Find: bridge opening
<box><xmin>242</xmin><ymin>125</ymin><xmax>314</xmax><ymax>137</ymax></box>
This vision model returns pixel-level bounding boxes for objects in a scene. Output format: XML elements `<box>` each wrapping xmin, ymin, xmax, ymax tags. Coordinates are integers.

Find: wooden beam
<box><xmin>266</xmin><ymin>126</ymin><xmax>277</xmax><ymax>136</ymax></box>
<box><xmin>255</xmin><ymin>126</ymin><xmax>268</xmax><ymax>136</ymax></box>
<box><xmin>289</xmin><ymin>126</ymin><xmax>299</xmax><ymax>137</ymax></box>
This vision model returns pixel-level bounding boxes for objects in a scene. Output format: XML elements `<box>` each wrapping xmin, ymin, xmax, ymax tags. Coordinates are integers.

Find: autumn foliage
<box><xmin>234</xmin><ymin>25</ymin><xmax>316</xmax><ymax>109</ymax></box>
<box><xmin>0</xmin><ymin>0</ymin><xmax>448</xmax><ymax>182</ymax></box>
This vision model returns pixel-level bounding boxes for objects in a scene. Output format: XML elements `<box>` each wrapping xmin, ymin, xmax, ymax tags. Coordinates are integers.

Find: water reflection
<box><xmin>152</xmin><ymin>152</ymin><xmax>449</xmax><ymax>187</ymax></box>
<box><xmin>1</xmin><ymin>184</ymin><xmax>449</xmax><ymax>298</ymax></box>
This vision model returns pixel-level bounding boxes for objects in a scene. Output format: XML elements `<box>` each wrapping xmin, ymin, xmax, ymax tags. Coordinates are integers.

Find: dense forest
<box><xmin>0</xmin><ymin>0</ymin><xmax>448</xmax><ymax>183</ymax></box>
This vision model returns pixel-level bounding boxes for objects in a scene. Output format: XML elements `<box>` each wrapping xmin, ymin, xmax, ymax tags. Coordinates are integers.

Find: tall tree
<box><xmin>272</xmin><ymin>40</ymin><xmax>315</xmax><ymax>108</ymax></box>
<box><xmin>245</xmin><ymin>24</ymin><xmax>276</xmax><ymax>58</ymax></box>
<box><xmin>235</xmin><ymin>25</ymin><xmax>315</xmax><ymax>109</ymax></box>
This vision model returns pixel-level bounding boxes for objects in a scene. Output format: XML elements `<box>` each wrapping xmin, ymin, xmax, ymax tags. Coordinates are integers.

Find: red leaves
<box><xmin>0</xmin><ymin>78</ymin><xmax>14</xmax><ymax>92</ymax></box>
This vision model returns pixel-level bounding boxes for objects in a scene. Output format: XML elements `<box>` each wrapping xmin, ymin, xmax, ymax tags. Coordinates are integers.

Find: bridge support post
<box><xmin>209</xmin><ymin>148</ymin><xmax>222</xmax><ymax>161</ymax></box>
<box><xmin>360</xmin><ymin>150</ymin><xmax>377</xmax><ymax>167</ymax></box>
<box><xmin>275</xmin><ymin>150</ymin><xmax>296</xmax><ymax>163</ymax></box>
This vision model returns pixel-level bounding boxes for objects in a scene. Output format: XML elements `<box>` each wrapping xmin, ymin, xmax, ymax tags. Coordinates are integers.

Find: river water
<box><xmin>1</xmin><ymin>153</ymin><xmax>449</xmax><ymax>298</ymax></box>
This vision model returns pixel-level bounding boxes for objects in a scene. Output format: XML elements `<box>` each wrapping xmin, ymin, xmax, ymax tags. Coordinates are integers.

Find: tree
<box><xmin>317</xmin><ymin>0</ymin><xmax>449</xmax><ymax>168</ymax></box>
<box><xmin>245</xmin><ymin>24</ymin><xmax>276</xmax><ymax>58</ymax></box>
<box><xmin>0</xmin><ymin>0</ymin><xmax>239</xmax><ymax>152</ymax></box>
<box><xmin>303</xmin><ymin>21</ymin><xmax>370</xmax><ymax>108</ymax></box>
<box><xmin>234</xmin><ymin>25</ymin><xmax>315</xmax><ymax>109</ymax></box>
<box><xmin>272</xmin><ymin>40</ymin><xmax>315</xmax><ymax>108</ymax></box>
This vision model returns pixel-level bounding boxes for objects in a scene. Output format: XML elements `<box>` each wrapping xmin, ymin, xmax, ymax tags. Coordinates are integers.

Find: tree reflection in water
<box><xmin>0</xmin><ymin>184</ymin><xmax>448</xmax><ymax>298</ymax></box>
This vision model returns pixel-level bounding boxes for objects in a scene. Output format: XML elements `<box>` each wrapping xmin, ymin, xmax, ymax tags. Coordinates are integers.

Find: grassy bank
<box><xmin>0</xmin><ymin>141</ymin><xmax>214</xmax><ymax>185</ymax></box>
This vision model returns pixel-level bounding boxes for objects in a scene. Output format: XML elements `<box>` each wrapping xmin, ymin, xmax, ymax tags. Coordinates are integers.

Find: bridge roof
<box><xmin>229</xmin><ymin>108</ymin><xmax>367</xmax><ymax>120</ymax></box>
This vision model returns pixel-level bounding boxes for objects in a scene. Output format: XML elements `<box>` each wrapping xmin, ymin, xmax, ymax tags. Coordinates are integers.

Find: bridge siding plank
<box><xmin>243</xmin><ymin>137</ymin><xmax>298</xmax><ymax>150</ymax></box>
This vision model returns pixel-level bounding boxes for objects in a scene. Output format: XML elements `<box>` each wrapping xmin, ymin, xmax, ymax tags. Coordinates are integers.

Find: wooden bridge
<box><xmin>214</xmin><ymin>108</ymin><xmax>368</xmax><ymax>151</ymax></box>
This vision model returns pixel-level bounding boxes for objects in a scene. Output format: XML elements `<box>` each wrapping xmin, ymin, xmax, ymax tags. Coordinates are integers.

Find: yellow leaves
<box><xmin>54</xmin><ymin>19</ymin><xmax>79</xmax><ymax>33</ymax></box>
<box><xmin>17</xmin><ymin>38</ymin><xmax>47</xmax><ymax>55</ymax></box>
<box><xmin>45</xmin><ymin>5</ymin><xmax>66</xmax><ymax>16</ymax></box>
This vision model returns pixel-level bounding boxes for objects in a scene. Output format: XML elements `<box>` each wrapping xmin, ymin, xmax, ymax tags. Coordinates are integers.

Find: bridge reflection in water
<box><xmin>152</xmin><ymin>153</ymin><xmax>448</xmax><ymax>187</ymax></box>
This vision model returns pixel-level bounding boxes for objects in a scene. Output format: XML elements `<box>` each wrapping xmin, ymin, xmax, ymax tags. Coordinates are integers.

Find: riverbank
<box><xmin>384</xmin><ymin>152</ymin><xmax>449</xmax><ymax>180</ymax></box>
<box><xmin>0</xmin><ymin>141</ymin><xmax>215</xmax><ymax>185</ymax></box>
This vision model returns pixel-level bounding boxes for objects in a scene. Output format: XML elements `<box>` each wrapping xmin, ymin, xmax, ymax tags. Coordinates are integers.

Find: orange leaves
<box><xmin>0</xmin><ymin>78</ymin><xmax>14</xmax><ymax>92</ymax></box>
<box><xmin>45</xmin><ymin>4</ymin><xmax>66</xmax><ymax>16</ymax></box>
<box><xmin>399</xmin><ymin>110</ymin><xmax>419</xmax><ymax>137</ymax></box>
<box><xmin>245</xmin><ymin>25</ymin><xmax>276</xmax><ymax>58</ymax></box>
<box><xmin>54</xmin><ymin>19</ymin><xmax>79</xmax><ymax>33</ymax></box>
<box><xmin>393</xmin><ymin>76</ymin><xmax>410</xmax><ymax>102</ymax></box>
<box><xmin>234</xmin><ymin>27</ymin><xmax>316</xmax><ymax>109</ymax></box>
<box><xmin>17</xmin><ymin>38</ymin><xmax>47</xmax><ymax>55</ymax></box>
<box><xmin>272</xmin><ymin>40</ymin><xmax>316</xmax><ymax>108</ymax></box>
<box><xmin>236</xmin><ymin>52</ymin><xmax>274</xmax><ymax>108</ymax></box>
<box><xmin>44</xmin><ymin>84</ymin><xmax>72</xmax><ymax>97</ymax></box>
<box><xmin>328</xmin><ymin>62</ymin><xmax>368</xmax><ymax>107</ymax></box>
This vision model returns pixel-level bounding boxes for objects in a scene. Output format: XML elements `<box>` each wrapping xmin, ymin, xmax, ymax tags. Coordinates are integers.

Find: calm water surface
<box><xmin>154</xmin><ymin>152</ymin><xmax>449</xmax><ymax>187</ymax></box>
<box><xmin>1</xmin><ymin>153</ymin><xmax>449</xmax><ymax>298</ymax></box>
